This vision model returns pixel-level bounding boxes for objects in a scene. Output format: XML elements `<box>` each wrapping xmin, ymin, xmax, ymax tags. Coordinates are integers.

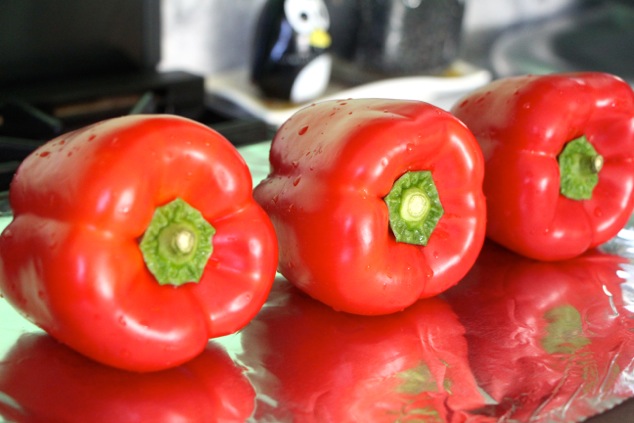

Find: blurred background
<box><xmin>159</xmin><ymin>0</ymin><xmax>632</xmax><ymax>80</ymax></box>
<box><xmin>0</xmin><ymin>0</ymin><xmax>632</xmax><ymax>190</ymax></box>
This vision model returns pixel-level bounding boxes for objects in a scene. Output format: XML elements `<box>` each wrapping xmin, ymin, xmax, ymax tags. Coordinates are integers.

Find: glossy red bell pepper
<box><xmin>452</xmin><ymin>72</ymin><xmax>634</xmax><ymax>261</ymax></box>
<box><xmin>254</xmin><ymin>98</ymin><xmax>486</xmax><ymax>315</ymax></box>
<box><xmin>0</xmin><ymin>115</ymin><xmax>278</xmax><ymax>372</ymax></box>
<box><xmin>0</xmin><ymin>334</ymin><xmax>256</xmax><ymax>422</ymax></box>
<box><xmin>443</xmin><ymin>242</ymin><xmax>634</xmax><ymax>421</ymax></box>
<box><xmin>239</xmin><ymin>280</ymin><xmax>487</xmax><ymax>422</ymax></box>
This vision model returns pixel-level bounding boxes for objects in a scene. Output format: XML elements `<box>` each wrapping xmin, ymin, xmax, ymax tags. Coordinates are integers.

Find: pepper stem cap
<box><xmin>384</xmin><ymin>171</ymin><xmax>444</xmax><ymax>246</ymax></box>
<box><xmin>140</xmin><ymin>198</ymin><xmax>215</xmax><ymax>286</ymax></box>
<box><xmin>558</xmin><ymin>135</ymin><xmax>603</xmax><ymax>200</ymax></box>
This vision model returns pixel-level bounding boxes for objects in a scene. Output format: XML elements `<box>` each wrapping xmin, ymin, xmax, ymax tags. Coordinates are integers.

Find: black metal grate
<box><xmin>0</xmin><ymin>70</ymin><xmax>274</xmax><ymax>192</ymax></box>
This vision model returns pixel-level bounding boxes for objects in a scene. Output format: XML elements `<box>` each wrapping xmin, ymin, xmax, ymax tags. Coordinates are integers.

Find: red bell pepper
<box><xmin>253</xmin><ymin>98</ymin><xmax>486</xmax><ymax>315</ymax></box>
<box><xmin>443</xmin><ymin>242</ymin><xmax>634</xmax><ymax>421</ymax></box>
<box><xmin>239</xmin><ymin>280</ymin><xmax>488</xmax><ymax>422</ymax></box>
<box><xmin>0</xmin><ymin>115</ymin><xmax>278</xmax><ymax>372</ymax></box>
<box><xmin>451</xmin><ymin>72</ymin><xmax>634</xmax><ymax>261</ymax></box>
<box><xmin>0</xmin><ymin>334</ymin><xmax>256</xmax><ymax>422</ymax></box>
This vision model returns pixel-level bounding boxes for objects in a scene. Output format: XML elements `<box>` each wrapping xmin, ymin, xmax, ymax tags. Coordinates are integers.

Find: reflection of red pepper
<box><xmin>254</xmin><ymin>98</ymin><xmax>486</xmax><ymax>315</ymax></box>
<box><xmin>452</xmin><ymin>72</ymin><xmax>634</xmax><ymax>261</ymax></box>
<box><xmin>0</xmin><ymin>115</ymin><xmax>278</xmax><ymax>371</ymax></box>
<box><xmin>443</xmin><ymin>242</ymin><xmax>634</xmax><ymax>421</ymax></box>
<box><xmin>0</xmin><ymin>334</ymin><xmax>255</xmax><ymax>422</ymax></box>
<box><xmin>239</xmin><ymin>280</ymin><xmax>487</xmax><ymax>422</ymax></box>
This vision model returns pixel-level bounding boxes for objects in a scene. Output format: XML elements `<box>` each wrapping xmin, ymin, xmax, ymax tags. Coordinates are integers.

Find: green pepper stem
<box><xmin>400</xmin><ymin>188</ymin><xmax>430</xmax><ymax>222</ymax></box>
<box><xmin>139</xmin><ymin>198</ymin><xmax>215</xmax><ymax>286</ymax></box>
<box><xmin>592</xmin><ymin>154</ymin><xmax>604</xmax><ymax>173</ymax></box>
<box><xmin>558</xmin><ymin>135</ymin><xmax>603</xmax><ymax>200</ymax></box>
<box><xmin>384</xmin><ymin>171</ymin><xmax>444</xmax><ymax>246</ymax></box>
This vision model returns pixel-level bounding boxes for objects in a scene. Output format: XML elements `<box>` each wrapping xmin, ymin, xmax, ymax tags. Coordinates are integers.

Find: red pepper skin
<box><xmin>451</xmin><ymin>72</ymin><xmax>634</xmax><ymax>261</ymax></box>
<box><xmin>443</xmin><ymin>242</ymin><xmax>633</xmax><ymax>421</ymax></box>
<box><xmin>253</xmin><ymin>99</ymin><xmax>486</xmax><ymax>315</ymax></box>
<box><xmin>0</xmin><ymin>115</ymin><xmax>278</xmax><ymax>372</ymax></box>
<box><xmin>0</xmin><ymin>334</ymin><xmax>256</xmax><ymax>422</ymax></box>
<box><xmin>239</xmin><ymin>280</ymin><xmax>487</xmax><ymax>422</ymax></box>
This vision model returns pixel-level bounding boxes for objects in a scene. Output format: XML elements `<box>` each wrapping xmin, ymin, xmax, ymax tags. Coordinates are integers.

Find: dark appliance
<box><xmin>0</xmin><ymin>0</ymin><xmax>273</xmax><ymax>192</ymax></box>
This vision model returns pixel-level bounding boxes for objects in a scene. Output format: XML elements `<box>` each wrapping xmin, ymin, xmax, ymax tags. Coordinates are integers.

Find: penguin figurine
<box><xmin>251</xmin><ymin>0</ymin><xmax>332</xmax><ymax>104</ymax></box>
